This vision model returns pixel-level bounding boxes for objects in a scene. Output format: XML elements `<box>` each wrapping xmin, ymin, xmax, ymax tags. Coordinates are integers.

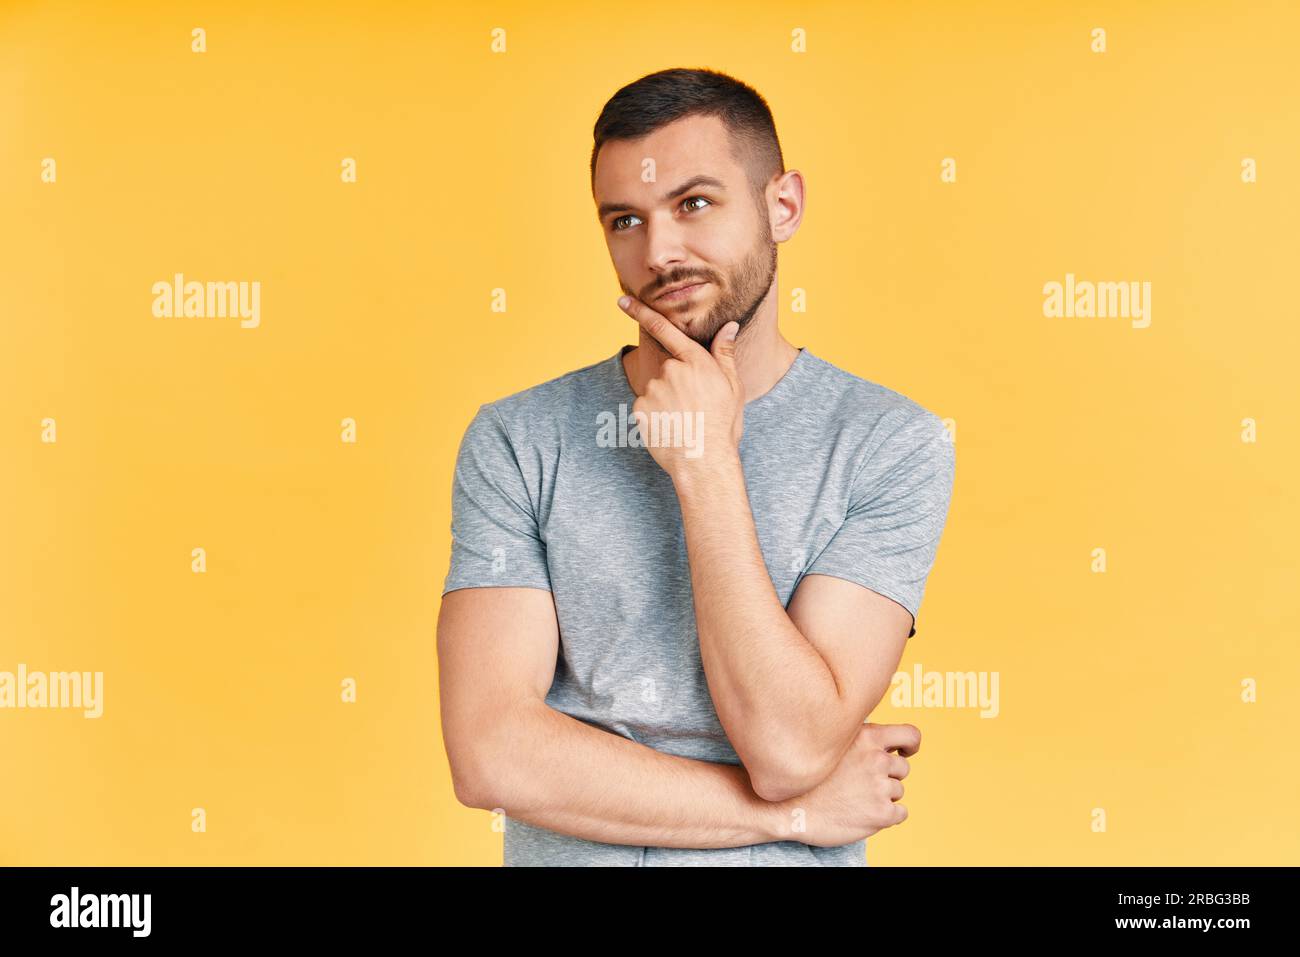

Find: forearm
<box><xmin>673</xmin><ymin>454</ymin><xmax>841</xmax><ymax>787</ymax></box>
<box><xmin>467</xmin><ymin>698</ymin><xmax>788</xmax><ymax>849</ymax></box>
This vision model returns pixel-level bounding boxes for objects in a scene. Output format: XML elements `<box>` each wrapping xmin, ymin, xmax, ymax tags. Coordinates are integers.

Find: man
<box><xmin>437</xmin><ymin>67</ymin><xmax>956</xmax><ymax>866</ymax></box>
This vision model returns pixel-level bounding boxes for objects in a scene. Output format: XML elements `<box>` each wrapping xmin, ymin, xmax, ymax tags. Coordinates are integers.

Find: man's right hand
<box><xmin>769</xmin><ymin>722</ymin><xmax>921</xmax><ymax>847</ymax></box>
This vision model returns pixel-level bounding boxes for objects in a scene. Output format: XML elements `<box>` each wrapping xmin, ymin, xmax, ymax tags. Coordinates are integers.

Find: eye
<box><xmin>610</xmin><ymin>196</ymin><xmax>713</xmax><ymax>233</ymax></box>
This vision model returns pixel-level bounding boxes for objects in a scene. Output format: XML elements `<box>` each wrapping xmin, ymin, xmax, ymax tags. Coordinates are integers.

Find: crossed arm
<box><xmin>436</xmin><ymin>462</ymin><xmax>913</xmax><ymax>844</ymax></box>
<box><xmin>438</xmin><ymin>586</ymin><xmax>793</xmax><ymax>848</ymax></box>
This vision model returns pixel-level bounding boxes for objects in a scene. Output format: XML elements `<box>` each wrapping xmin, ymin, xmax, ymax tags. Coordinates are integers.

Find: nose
<box><xmin>642</xmin><ymin>210</ymin><xmax>688</xmax><ymax>276</ymax></box>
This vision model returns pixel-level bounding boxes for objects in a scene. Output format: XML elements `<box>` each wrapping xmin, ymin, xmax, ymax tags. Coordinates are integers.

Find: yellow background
<box><xmin>2</xmin><ymin>0</ymin><xmax>1296</xmax><ymax>865</ymax></box>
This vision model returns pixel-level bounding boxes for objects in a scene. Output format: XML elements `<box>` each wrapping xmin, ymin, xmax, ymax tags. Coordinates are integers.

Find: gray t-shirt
<box><xmin>441</xmin><ymin>343</ymin><xmax>955</xmax><ymax>866</ymax></box>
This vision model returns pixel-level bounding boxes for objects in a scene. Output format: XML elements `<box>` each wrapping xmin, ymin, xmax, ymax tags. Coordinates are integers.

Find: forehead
<box><xmin>593</xmin><ymin>113</ymin><xmax>743</xmax><ymax>198</ymax></box>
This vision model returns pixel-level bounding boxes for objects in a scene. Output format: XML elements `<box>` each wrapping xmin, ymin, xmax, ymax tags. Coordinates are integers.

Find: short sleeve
<box><xmin>441</xmin><ymin>403</ymin><xmax>552</xmax><ymax>597</ymax></box>
<box><xmin>804</xmin><ymin>410</ymin><xmax>955</xmax><ymax>638</ymax></box>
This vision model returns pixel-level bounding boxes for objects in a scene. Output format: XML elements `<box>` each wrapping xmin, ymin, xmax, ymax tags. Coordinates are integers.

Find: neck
<box><xmin>623</xmin><ymin>317</ymin><xmax>798</xmax><ymax>405</ymax></box>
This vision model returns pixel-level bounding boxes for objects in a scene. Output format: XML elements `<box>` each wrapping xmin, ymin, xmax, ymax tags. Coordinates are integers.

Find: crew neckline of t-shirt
<box><xmin>611</xmin><ymin>343</ymin><xmax>812</xmax><ymax>414</ymax></box>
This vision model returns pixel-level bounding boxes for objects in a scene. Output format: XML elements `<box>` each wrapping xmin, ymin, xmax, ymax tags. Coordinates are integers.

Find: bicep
<box><xmin>787</xmin><ymin>573</ymin><xmax>911</xmax><ymax>728</ymax></box>
<box><xmin>436</xmin><ymin>586</ymin><xmax>559</xmax><ymax>798</ymax></box>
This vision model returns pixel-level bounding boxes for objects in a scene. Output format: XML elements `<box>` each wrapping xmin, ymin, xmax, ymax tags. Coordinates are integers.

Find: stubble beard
<box><xmin>684</xmin><ymin>232</ymin><xmax>778</xmax><ymax>352</ymax></box>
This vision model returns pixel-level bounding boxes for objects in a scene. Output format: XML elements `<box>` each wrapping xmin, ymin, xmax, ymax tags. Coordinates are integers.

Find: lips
<box><xmin>656</xmin><ymin>281</ymin><xmax>708</xmax><ymax>302</ymax></box>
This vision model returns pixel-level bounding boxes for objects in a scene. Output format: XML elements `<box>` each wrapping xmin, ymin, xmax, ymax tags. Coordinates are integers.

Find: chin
<box><xmin>695</xmin><ymin>322</ymin><xmax>727</xmax><ymax>347</ymax></box>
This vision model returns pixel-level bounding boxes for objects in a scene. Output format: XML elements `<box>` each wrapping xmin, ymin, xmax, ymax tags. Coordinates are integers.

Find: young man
<box><xmin>437</xmin><ymin>68</ymin><xmax>956</xmax><ymax>866</ymax></box>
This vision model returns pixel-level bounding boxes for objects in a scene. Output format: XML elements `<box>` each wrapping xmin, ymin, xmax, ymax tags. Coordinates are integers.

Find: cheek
<box><xmin>696</xmin><ymin>241</ymin><xmax>742</xmax><ymax>283</ymax></box>
<box><xmin>609</xmin><ymin>249</ymin><xmax>640</xmax><ymax>288</ymax></box>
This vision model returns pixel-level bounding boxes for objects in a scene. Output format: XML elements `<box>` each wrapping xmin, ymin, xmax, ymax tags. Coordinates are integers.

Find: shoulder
<box><xmin>800</xmin><ymin>349</ymin><xmax>948</xmax><ymax>446</ymax></box>
<box><xmin>458</xmin><ymin>351</ymin><xmax>615</xmax><ymax>451</ymax></box>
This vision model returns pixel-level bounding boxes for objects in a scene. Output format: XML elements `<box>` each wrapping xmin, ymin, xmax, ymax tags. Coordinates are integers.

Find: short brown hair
<box><xmin>590</xmin><ymin>67</ymin><xmax>785</xmax><ymax>203</ymax></box>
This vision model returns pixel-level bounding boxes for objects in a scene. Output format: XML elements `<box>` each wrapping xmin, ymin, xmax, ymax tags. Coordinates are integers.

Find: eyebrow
<box><xmin>597</xmin><ymin>174</ymin><xmax>728</xmax><ymax>222</ymax></box>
